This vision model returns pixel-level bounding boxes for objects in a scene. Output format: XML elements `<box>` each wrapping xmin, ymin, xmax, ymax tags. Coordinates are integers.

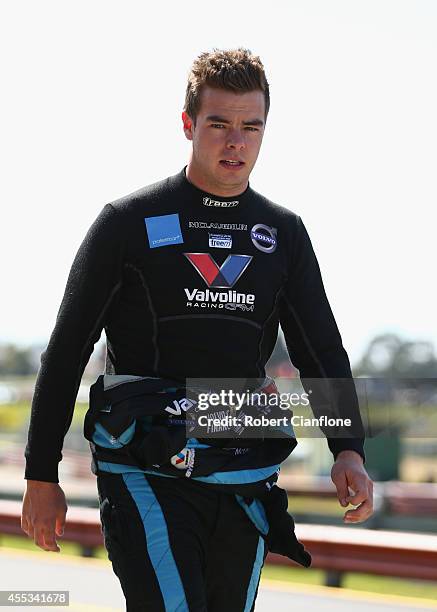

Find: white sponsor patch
<box><xmin>171</xmin><ymin>448</ymin><xmax>195</xmax><ymax>470</ymax></box>
<box><xmin>208</xmin><ymin>233</ymin><xmax>232</xmax><ymax>249</ymax></box>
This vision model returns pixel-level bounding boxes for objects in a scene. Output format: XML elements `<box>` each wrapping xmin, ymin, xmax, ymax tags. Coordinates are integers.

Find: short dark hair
<box><xmin>184</xmin><ymin>48</ymin><xmax>270</xmax><ymax>124</ymax></box>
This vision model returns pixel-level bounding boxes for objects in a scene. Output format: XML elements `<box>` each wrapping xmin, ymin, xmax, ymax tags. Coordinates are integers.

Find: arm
<box><xmin>22</xmin><ymin>203</ymin><xmax>126</xmax><ymax>550</ymax></box>
<box><xmin>279</xmin><ymin>215</ymin><xmax>373</xmax><ymax>522</ymax></box>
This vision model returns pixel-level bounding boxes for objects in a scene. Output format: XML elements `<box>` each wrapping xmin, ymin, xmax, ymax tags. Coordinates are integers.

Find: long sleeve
<box><xmin>279</xmin><ymin>216</ymin><xmax>365</xmax><ymax>461</ymax></box>
<box><xmin>25</xmin><ymin>203</ymin><xmax>127</xmax><ymax>482</ymax></box>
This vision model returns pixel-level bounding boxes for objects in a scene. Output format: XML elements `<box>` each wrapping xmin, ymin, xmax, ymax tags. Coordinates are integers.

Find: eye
<box><xmin>211</xmin><ymin>123</ymin><xmax>226</xmax><ymax>129</ymax></box>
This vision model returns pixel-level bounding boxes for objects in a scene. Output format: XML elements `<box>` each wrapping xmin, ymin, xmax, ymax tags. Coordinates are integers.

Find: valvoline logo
<box><xmin>184</xmin><ymin>253</ymin><xmax>252</xmax><ymax>288</ymax></box>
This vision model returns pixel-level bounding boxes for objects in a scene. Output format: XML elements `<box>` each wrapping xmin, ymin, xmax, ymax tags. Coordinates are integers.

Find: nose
<box><xmin>226</xmin><ymin>128</ymin><xmax>246</xmax><ymax>150</ymax></box>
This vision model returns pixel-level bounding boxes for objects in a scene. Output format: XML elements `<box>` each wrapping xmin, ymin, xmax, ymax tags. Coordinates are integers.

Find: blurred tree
<box><xmin>0</xmin><ymin>344</ymin><xmax>35</xmax><ymax>376</ymax></box>
<box><xmin>354</xmin><ymin>333</ymin><xmax>437</xmax><ymax>481</ymax></box>
<box><xmin>354</xmin><ymin>333</ymin><xmax>437</xmax><ymax>377</ymax></box>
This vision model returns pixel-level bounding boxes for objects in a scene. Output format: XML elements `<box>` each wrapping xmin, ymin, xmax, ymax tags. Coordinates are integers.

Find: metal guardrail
<box><xmin>1</xmin><ymin>500</ymin><xmax>437</xmax><ymax>587</ymax></box>
<box><xmin>279</xmin><ymin>475</ymin><xmax>437</xmax><ymax>516</ymax></box>
<box><xmin>278</xmin><ymin>475</ymin><xmax>437</xmax><ymax>534</ymax></box>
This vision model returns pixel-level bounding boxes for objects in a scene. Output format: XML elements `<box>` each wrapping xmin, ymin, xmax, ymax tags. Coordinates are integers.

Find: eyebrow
<box><xmin>206</xmin><ymin>115</ymin><xmax>264</xmax><ymax>127</ymax></box>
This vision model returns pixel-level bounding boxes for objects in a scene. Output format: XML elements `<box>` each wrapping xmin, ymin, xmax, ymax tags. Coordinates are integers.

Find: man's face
<box><xmin>182</xmin><ymin>86</ymin><xmax>266</xmax><ymax>196</ymax></box>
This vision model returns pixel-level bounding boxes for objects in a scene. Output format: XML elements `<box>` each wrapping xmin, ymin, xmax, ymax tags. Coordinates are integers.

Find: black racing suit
<box><xmin>25</xmin><ymin>167</ymin><xmax>364</xmax><ymax>611</ymax></box>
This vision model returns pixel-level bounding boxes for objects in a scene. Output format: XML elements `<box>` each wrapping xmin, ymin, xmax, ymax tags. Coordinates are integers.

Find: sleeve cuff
<box><xmin>24</xmin><ymin>459</ymin><xmax>60</xmax><ymax>484</ymax></box>
<box><xmin>327</xmin><ymin>438</ymin><xmax>366</xmax><ymax>464</ymax></box>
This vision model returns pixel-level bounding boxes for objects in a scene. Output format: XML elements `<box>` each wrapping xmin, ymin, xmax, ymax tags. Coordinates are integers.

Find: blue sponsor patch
<box><xmin>144</xmin><ymin>214</ymin><xmax>184</xmax><ymax>249</ymax></box>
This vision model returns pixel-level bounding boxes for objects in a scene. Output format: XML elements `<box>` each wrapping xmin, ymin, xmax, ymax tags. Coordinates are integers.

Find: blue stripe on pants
<box><xmin>121</xmin><ymin>472</ymin><xmax>189</xmax><ymax>612</ymax></box>
<box><xmin>244</xmin><ymin>536</ymin><xmax>265</xmax><ymax>612</ymax></box>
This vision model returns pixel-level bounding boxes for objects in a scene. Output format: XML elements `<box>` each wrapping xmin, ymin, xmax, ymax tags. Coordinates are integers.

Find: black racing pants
<box><xmin>97</xmin><ymin>472</ymin><xmax>268</xmax><ymax>612</ymax></box>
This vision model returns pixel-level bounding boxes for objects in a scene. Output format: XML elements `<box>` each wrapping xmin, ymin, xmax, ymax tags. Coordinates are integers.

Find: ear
<box><xmin>182</xmin><ymin>111</ymin><xmax>194</xmax><ymax>141</ymax></box>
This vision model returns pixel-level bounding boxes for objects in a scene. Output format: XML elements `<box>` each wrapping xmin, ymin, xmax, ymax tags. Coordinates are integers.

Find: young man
<box><xmin>22</xmin><ymin>49</ymin><xmax>373</xmax><ymax>611</ymax></box>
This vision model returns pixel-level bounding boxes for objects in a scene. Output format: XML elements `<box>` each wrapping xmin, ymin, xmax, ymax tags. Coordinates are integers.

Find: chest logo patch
<box><xmin>203</xmin><ymin>197</ymin><xmax>239</xmax><ymax>208</ymax></box>
<box><xmin>250</xmin><ymin>224</ymin><xmax>277</xmax><ymax>253</ymax></box>
<box><xmin>184</xmin><ymin>253</ymin><xmax>252</xmax><ymax>288</ymax></box>
<box><xmin>144</xmin><ymin>214</ymin><xmax>184</xmax><ymax>249</ymax></box>
<box><xmin>208</xmin><ymin>233</ymin><xmax>232</xmax><ymax>249</ymax></box>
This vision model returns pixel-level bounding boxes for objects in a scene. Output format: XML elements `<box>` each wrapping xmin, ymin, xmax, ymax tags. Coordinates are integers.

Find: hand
<box><xmin>21</xmin><ymin>480</ymin><xmax>67</xmax><ymax>552</ymax></box>
<box><xmin>331</xmin><ymin>450</ymin><xmax>373</xmax><ymax>524</ymax></box>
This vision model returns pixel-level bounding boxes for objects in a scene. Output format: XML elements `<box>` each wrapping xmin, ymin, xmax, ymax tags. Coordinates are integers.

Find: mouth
<box><xmin>219</xmin><ymin>159</ymin><xmax>245</xmax><ymax>169</ymax></box>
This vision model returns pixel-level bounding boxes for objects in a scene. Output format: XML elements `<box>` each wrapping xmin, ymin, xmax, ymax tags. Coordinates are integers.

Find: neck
<box><xmin>185</xmin><ymin>161</ymin><xmax>248</xmax><ymax>198</ymax></box>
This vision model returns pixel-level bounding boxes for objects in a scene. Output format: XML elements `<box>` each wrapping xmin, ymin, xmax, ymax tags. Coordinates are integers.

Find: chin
<box><xmin>217</xmin><ymin>165</ymin><xmax>250</xmax><ymax>178</ymax></box>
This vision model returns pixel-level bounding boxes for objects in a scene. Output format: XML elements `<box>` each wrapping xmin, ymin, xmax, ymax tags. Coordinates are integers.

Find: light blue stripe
<box><xmin>97</xmin><ymin>461</ymin><xmax>279</xmax><ymax>486</ymax></box>
<box><xmin>244</xmin><ymin>536</ymin><xmax>265</xmax><ymax>612</ymax></box>
<box><xmin>121</xmin><ymin>472</ymin><xmax>188</xmax><ymax>612</ymax></box>
<box><xmin>97</xmin><ymin>462</ymin><xmax>274</xmax><ymax>543</ymax></box>
<box><xmin>93</xmin><ymin>421</ymin><xmax>136</xmax><ymax>448</ymax></box>
<box><xmin>235</xmin><ymin>496</ymin><xmax>269</xmax><ymax>535</ymax></box>
<box><xmin>186</xmin><ymin>437</ymin><xmax>210</xmax><ymax>449</ymax></box>
<box><xmin>97</xmin><ymin>461</ymin><xmax>176</xmax><ymax>477</ymax></box>
<box><xmin>193</xmin><ymin>464</ymin><xmax>280</xmax><ymax>485</ymax></box>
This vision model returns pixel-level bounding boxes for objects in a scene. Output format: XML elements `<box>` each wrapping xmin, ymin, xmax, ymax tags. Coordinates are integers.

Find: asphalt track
<box><xmin>1</xmin><ymin>548</ymin><xmax>436</xmax><ymax>612</ymax></box>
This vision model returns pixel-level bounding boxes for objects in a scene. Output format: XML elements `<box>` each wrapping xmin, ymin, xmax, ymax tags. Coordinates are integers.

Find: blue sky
<box><xmin>1</xmin><ymin>0</ymin><xmax>436</xmax><ymax>365</ymax></box>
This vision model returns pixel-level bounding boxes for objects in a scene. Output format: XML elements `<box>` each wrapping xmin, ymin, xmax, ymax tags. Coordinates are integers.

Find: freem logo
<box><xmin>203</xmin><ymin>197</ymin><xmax>239</xmax><ymax>208</ymax></box>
